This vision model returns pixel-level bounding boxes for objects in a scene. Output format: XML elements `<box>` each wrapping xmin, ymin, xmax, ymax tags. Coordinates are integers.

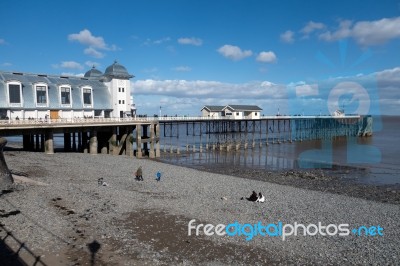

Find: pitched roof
<box><xmin>225</xmin><ymin>105</ymin><xmax>262</xmax><ymax>111</ymax></box>
<box><xmin>201</xmin><ymin>105</ymin><xmax>225</xmax><ymax>112</ymax></box>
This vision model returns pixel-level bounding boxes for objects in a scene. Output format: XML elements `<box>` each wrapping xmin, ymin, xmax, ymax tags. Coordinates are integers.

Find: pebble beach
<box><xmin>1</xmin><ymin>150</ymin><xmax>399</xmax><ymax>265</ymax></box>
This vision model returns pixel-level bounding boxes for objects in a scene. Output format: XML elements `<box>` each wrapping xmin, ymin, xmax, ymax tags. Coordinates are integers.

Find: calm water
<box><xmin>159</xmin><ymin>116</ymin><xmax>400</xmax><ymax>186</ymax></box>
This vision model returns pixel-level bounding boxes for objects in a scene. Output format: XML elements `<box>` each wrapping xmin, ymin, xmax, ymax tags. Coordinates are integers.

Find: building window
<box><xmin>236</xmin><ymin>112</ymin><xmax>239</xmax><ymax>115</ymax></box>
<box><xmin>60</xmin><ymin>86</ymin><xmax>71</xmax><ymax>105</ymax></box>
<box><xmin>255</xmin><ymin>112</ymin><xmax>258</xmax><ymax>116</ymax></box>
<box><xmin>8</xmin><ymin>83</ymin><xmax>22</xmax><ymax>105</ymax></box>
<box><xmin>35</xmin><ymin>85</ymin><xmax>48</xmax><ymax>106</ymax></box>
<box><xmin>122</xmin><ymin>100</ymin><xmax>125</xmax><ymax>104</ymax></box>
<box><xmin>119</xmin><ymin>100</ymin><xmax>121</xmax><ymax>104</ymax></box>
<box><xmin>82</xmin><ymin>87</ymin><xmax>92</xmax><ymax>106</ymax></box>
<box><xmin>122</xmin><ymin>88</ymin><xmax>124</xmax><ymax>92</ymax></box>
<box><xmin>118</xmin><ymin>87</ymin><xmax>121</xmax><ymax>92</ymax></box>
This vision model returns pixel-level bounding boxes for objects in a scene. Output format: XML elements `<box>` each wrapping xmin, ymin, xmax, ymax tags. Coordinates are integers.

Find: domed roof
<box><xmin>84</xmin><ymin>66</ymin><xmax>103</xmax><ymax>78</ymax></box>
<box><xmin>104</xmin><ymin>60</ymin><xmax>133</xmax><ymax>79</ymax></box>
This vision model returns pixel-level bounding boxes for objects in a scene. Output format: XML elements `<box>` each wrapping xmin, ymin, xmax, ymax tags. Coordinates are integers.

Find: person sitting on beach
<box><xmin>245</xmin><ymin>191</ymin><xmax>258</xmax><ymax>202</ymax></box>
<box><xmin>256</xmin><ymin>192</ymin><xmax>265</xmax><ymax>203</ymax></box>
<box><xmin>135</xmin><ymin>166</ymin><xmax>143</xmax><ymax>181</ymax></box>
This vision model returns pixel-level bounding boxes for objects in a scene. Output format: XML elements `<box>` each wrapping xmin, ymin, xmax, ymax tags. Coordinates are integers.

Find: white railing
<box><xmin>0</xmin><ymin>114</ymin><xmax>361</xmax><ymax>127</ymax></box>
<box><xmin>0</xmin><ymin>117</ymin><xmax>156</xmax><ymax>126</ymax></box>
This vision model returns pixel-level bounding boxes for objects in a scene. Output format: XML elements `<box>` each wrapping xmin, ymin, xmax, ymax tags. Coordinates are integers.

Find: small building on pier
<box><xmin>201</xmin><ymin>104</ymin><xmax>262</xmax><ymax>119</ymax></box>
<box><xmin>0</xmin><ymin>61</ymin><xmax>134</xmax><ymax>120</ymax></box>
<box><xmin>201</xmin><ymin>105</ymin><xmax>225</xmax><ymax>118</ymax></box>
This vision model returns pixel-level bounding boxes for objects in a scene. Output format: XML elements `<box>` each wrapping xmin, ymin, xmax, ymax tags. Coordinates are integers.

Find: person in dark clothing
<box><xmin>245</xmin><ymin>191</ymin><xmax>258</xmax><ymax>202</ymax></box>
<box><xmin>135</xmin><ymin>166</ymin><xmax>143</xmax><ymax>181</ymax></box>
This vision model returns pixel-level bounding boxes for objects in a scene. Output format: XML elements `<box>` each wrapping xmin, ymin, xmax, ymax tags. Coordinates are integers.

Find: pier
<box><xmin>158</xmin><ymin>115</ymin><xmax>372</xmax><ymax>153</ymax></box>
<box><xmin>0</xmin><ymin>115</ymin><xmax>372</xmax><ymax>158</ymax></box>
<box><xmin>0</xmin><ymin>118</ymin><xmax>160</xmax><ymax>158</ymax></box>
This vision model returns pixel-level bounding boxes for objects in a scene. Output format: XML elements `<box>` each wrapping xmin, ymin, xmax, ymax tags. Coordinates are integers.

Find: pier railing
<box><xmin>0</xmin><ymin>114</ymin><xmax>361</xmax><ymax>127</ymax></box>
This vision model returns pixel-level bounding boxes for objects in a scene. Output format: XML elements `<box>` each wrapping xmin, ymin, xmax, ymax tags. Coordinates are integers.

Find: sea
<box><xmin>158</xmin><ymin>116</ymin><xmax>400</xmax><ymax>186</ymax></box>
<box><xmin>4</xmin><ymin>116</ymin><xmax>399</xmax><ymax>186</ymax></box>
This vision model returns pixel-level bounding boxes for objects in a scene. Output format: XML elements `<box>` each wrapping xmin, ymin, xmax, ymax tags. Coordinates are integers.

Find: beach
<box><xmin>1</xmin><ymin>151</ymin><xmax>399</xmax><ymax>265</ymax></box>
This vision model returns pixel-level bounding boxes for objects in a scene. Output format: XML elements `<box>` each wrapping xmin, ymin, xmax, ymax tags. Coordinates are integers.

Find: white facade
<box><xmin>222</xmin><ymin>105</ymin><xmax>262</xmax><ymax>119</ymax></box>
<box><xmin>0</xmin><ymin>61</ymin><xmax>134</xmax><ymax>121</ymax></box>
<box><xmin>201</xmin><ymin>109</ymin><xmax>222</xmax><ymax>117</ymax></box>
<box><xmin>104</xmin><ymin>79</ymin><xmax>131</xmax><ymax>118</ymax></box>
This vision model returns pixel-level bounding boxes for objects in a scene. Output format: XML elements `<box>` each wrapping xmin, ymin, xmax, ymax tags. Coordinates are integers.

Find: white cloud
<box><xmin>131</xmin><ymin>66</ymin><xmax>400</xmax><ymax>115</ymax></box>
<box><xmin>85</xmin><ymin>61</ymin><xmax>100</xmax><ymax>68</ymax></box>
<box><xmin>153</xmin><ymin>37</ymin><xmax>171</xmax><ymax>45</ymax></box>
<box><xmin>319</xmin><ymin>17</ymin><xmax>400</xmax><ymax>45</ymax></box>
<box><xmin>60</xmin><ymin>61</ymin><xmax>84</xmax><ymax>70</ymax></box>
<box><xmin>68</xmin><ymin>29</ymin><xmax>106</xmax><ymax>49</ymax></box>
<box><xmin>217</xmin><ymin>44</ymin><xmax>253</xmax><ymax>61</ymax></box>
<box><xmin>178</xmin><ymin>37</ymin><xmax>203</xmax><ymax>46</ymax></box>
<box><xmin>1</xmin><ymin>62</ymin><xmax>12</xmax><ymax>67</ymax></box>
<box><xmin>68</xmin><ymin>29</ymin><xmax>118</xmax><ymax>57</ymax></box>
<box><xmin>319</xmin><ymin>20</ymin><xmax>352</xmax><ymax>42</ymax></box>
<box><xmin>61</xmin><ymin>72</ymin><xmax>85</xmax><ymax>77</ymax></box>
<box><xmin>172</xmin><ymin>66</ymin><xmax>192</xmax><ymax>72</ymax></box>
<box><xmin>142</xmin><ymin>67</ymin><xmax>158</xmax><ymax>73</ymax></box>
<box><xmin>132</xmin><ymin>79</ymin><xmax>286</xmax><ymax>99</ymax></box>
<box><xmin>280</xmin><ymin>30</ymin><xmax>294</xmax><ymax>43</ymax></box>
<box><xmin>301</xmin><ymin>21</ymin><xmax>325</xmax><ymax>37</ymax></box>
<box><xmin>295</xmin><ymin>84</ymin><xmax>319</xmax><ymax>97</ymax></box>
<box><xmin>84</xmin><ymin>47</ymin><xmax>104</xmax><ymax>58</ymax></box>
<box><xmin>143</xmin><ymin>37</ymin><xmax>171</xmax><ymax>46</ymax></box>
<box><xmin>256</xmin><ymin>51</ymin><xmax>277</xmax><ymax>63</ymax></box>
<box><xmin>0</xmin><ymin>39</ymin><xmax>5</xmax><ymax>45</ymax></box>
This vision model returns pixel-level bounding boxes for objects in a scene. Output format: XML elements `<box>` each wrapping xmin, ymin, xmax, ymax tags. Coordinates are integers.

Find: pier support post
<box><xmin>78</xmin><ymin>131</ymin><xmax>82</xmax><ymax>152</ymax></box>
<box><xmin>23</xmin><ymin>135</ymin><xmax>30</xmax><ymax>151</ymax></box>
<box><xmin>236</xmin><ymin>143</ymin><xmax>241</xmax><ymax>151</ymax></box>
<box><xmin>82</xmin><ymin>131</ymin><xmax>88</xmax><ymax>153</ymax></box>
<box><xmin>89</xmin><ymin>130</ymin><xmax>98</xmax><ymax>155</ymax></box>
<box><xmin>136</xmin><ymin>124</ymin><xmax>142</xmax><ymax>158</ymax></box>
<box><xmin>35</xmin><ymin>134</ymin><xmax>40</xmax><ymax>151</ymax></box>
<box><xmin>45</xmin><ymin>130</ymin><xmax>54</xmax><ymax>154</ymax></box>
<box><xmin>64</xmin><ymin>133</ymin><xmax>71</xmax><ymax>152</ymax></box>
<box><xmin>126</xmin><ymin>127</ymin><xmax>134</xmax><ymax>157</ymax></box>
<box><xmin>149</xmin><ymin>123</ymin><xmax>155</xmax><ymax>158</ymax></box>
<box><xmin>40</xmin><ymin>134</ymin><xmax>45</xmax><ymax>151</ymax></box>
<box><xmin>30</xmin><ymin>134</ymin><xmax>34</xmax><ymax>151</ymax></box>
<box><xmin>109</xmin><ymin>127</ymin><xmax>117</xmax><ymax>155</ymax></box>
<box><xmin>155</xmin><ymin>123</ymin><xmax>160</xmax><ymax>158</ymax></box>
<box><xmin>72</xmin><ymin>132</ymin><xmax>77</xmax><ymax>151</ymax></box>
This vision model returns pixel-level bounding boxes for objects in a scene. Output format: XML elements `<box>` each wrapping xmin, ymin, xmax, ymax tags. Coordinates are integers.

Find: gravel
<box><xmin>0</xmin><ymin>151</ymin><xmax>399</xmax><ymax>265</ymax></box>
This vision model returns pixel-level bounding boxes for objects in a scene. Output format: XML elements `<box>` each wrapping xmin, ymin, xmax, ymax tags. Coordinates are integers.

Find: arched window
<box><xmin>7</xmin><ymin>81</ymin><xmax>22</xmax><ymax>107</ymax></box>
<box><xmin>34</xmin><ymin>82</ymin><xmax>48</xmax><ymax>107</ymax></box>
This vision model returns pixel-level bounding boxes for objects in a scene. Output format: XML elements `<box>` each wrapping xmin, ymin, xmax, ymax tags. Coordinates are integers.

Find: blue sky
<box><xmin>1</xmin><ymin>0</ymin><xmax>399</xmax><ymax>116</ymax></box>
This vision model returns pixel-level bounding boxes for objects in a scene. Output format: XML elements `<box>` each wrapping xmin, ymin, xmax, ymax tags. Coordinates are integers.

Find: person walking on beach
<box><xmin>135</xmin><ymin>166</ymin><xmax>143</xmax><ymax>181</ymax></box>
